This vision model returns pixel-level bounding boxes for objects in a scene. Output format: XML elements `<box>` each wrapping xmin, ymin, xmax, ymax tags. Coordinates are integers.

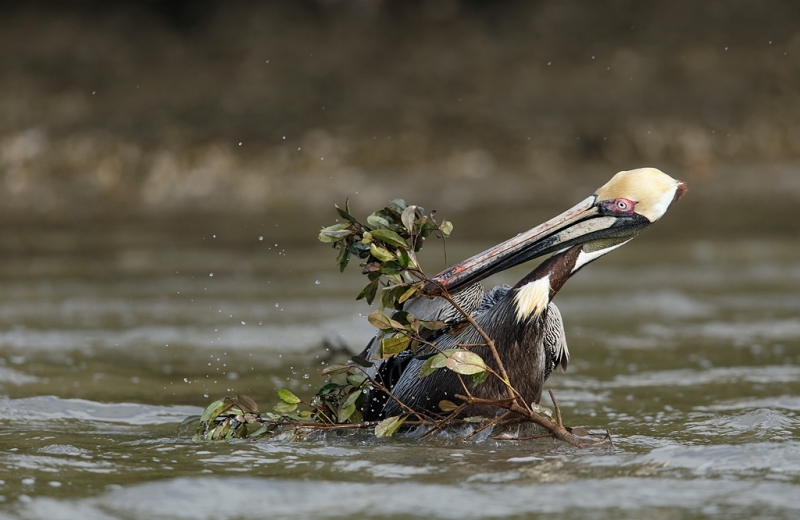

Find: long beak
<box><xmin>423</xmin><ymin>195</ymin><xmax>650</xmax><ymax>296</ymax></box>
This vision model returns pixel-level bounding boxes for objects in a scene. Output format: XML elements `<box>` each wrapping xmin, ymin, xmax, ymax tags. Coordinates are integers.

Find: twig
<box><xmin>491</xmin><ymin>434</ymin><xmax>552</xmax><ymax>441</ymax></box>
<box><xmin>438</xmin><ymin>290</ymin><xmax>514</xmax><ymax>400</ymax></box>
<box><xmin>355</xmin><ymin>365</ymin><xmax>434</xmax><ymax>424</ymax></box>
<box><xmin>419</xmin><ymin>403</ymin><xmax>468</xmax><ymax>440</ymax></box>
<box><xmin>454</xmin><ymin>393</ymin><xmax>595</xmax><ymax>448</ymax></box>
<box><xmin>605</xmin><ymin>428</ymin><xmax>614</xmax><ymax>448</ymax></box>
<box><xmin>458</xmin><ymin>410</ymin><xmax>513</xmax><ymax>443</ymax></box>
<box><xmin>548</xmin><ymin>389</ymin><xmax>563</xmax><ymax>428</ymax></box>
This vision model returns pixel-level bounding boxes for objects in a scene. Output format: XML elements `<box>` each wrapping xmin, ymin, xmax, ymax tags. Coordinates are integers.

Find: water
<box><xmin>1</xmin><ymin>213</ymin><xmax>800</xmax><ymax>519</ymax></box>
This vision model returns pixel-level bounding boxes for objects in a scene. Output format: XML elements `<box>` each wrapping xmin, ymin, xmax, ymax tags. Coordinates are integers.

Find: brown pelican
<box><xmin>359</xmin><ymin>168</ymin><xmax>687</xmax><ymax>420</ymax></box>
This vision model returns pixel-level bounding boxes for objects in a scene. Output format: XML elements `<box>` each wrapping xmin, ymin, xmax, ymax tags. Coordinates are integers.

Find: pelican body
<box><xmin>359</xmin><ymin>168</ymin><xmax>687</xmax><ymax>420</ymax></box>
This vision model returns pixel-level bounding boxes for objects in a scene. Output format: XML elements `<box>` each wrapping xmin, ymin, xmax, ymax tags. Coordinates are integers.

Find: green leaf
<box><xmin>379</xmin><ymin>261</ymin><xmax>403</xmax><ymax>275</ymax></box>
<box><xmin>317</xmin><ymin>383</ymin><xmax>339</xmax><ymax>396</ymax></box>
<box><xmin>321</xmin><ymin>363</ymin><xmax>353</xmax><ymax>375</ymax></box>
<box><xmin>418</xmin><ymin>222</ymin><xmax>435</xmax><ymax>242</ymax></box>
<box><xmin>236</xmin><ymin>394</ymin><xmax>259</xmax><ymax>413</ymax></box>
<box><xmin>439</xmin><ymin>220</ymin><xmax>453</xmax><ymax>236</ymax></box>
<box><xmin>391</xmin><ymin>311</ymin><xmax>411</xmax><ymax>325</ymax></box>
<box><xmin>380</xmin><ymin>285</ymin><xmax>401</xmax><ymax>309</ymax></box>
<box><xmin>419</xmin><ymin>319</ymin><xmax>447</xmax><ymax>331</ymax></box>
<box><xmin>408</xmin><ymin>316</ymin><xmax>420</xmax><ymax>334</ymax></box>
<box><xmin>342</xmin><ymin>389</ymin><xmax>362</xmax><ymax>408</ymax></box>
<box><xmin>375</xmin><ymin>415</ymin><xmax>407</xmax><ymax>437</ymax></box>
<box><xmin>389</xmin><ymin>199</ymin><xmax>407</xmax><ymax>212</ymax></box>
<box><xmin>210</xmin><ymin>420</ymin><xmax>230</xmax><ymax>440</ymax></box>
<box><xmin>401</xmin><ymin>205</ymin><xmax>417</xmax><ymax>232</ymax></box>
<box><xmin>386</xmin><ymin>273</ymin><xmax>404</xmax><ymax>285</ymax></box>
<box><xmin>419</xmin><ymin>349</ymin><xmax>470</xmax><ymax>377</ymax></box>
<box><xmin>336</xmin><ymin>204</ymin><xmax>358</xmax><ymax>223</ymax></box>
<box><xmin>398</xmin><ymin>285</ymin><xmax>420</xmax><ymax>304</ymax></box>
<box><xmin>367</xmin><ymin>214</ymin><xmax>391</xmax><ymax>230</ymax></box>
<box><xmin>356</xmin><ymin>278</ymin><xmax>380</xmax><ymax>305</ymax></box>
<box><xmin>318</xmin><ymin>223</ymin><xmax>352</xmax><ymax>243</ymax></box>
<box><xmin>248</xmin><ymin>424</ymin><xmax>272</xmax><ymax>439</ymax></box>
<box><xmin>369</xmin><ymin>243</ymin><xmax>395</xmax><ymax>262</ymax></box>
<box><xmin>406</xmin><ymin>249</ymin><xmax>420</xmax><ymax>268</ymax></box>
<box><xmin>278</xmin><ymin>389</ymin><xmax>301</xmax><ymax>404</ymax></box>
<box><xmin>445</xmin><ymin>350</ymin><xmax>487</xmax><ymax>375</ymax></box>
<box><xmin>380</xmin><ymin>334</ymin><xmax>411</xmax><ymax>356</ymax></box>
<box><xmin>368</xmin><ymin>310</ymin><xmax>404</xmax><ymax>331</ymax></box>
<box><xmin>337</xmin><ymin>390</ymin><xmax>362</xmax><ymax>423</ymax></box>
<box><xmin>419</xmin><ymin>353</ymin><xmax>444</xmax><ymax>377</ymax></box>
<box><xmin>471</xmin><ymin>370</ymin><xmax>490</xmax><ymax>386</ymax></box>
<box><xmin>352</xmin><ymin>241</ymin><xmax>370</xmax><ymax>257</ymax></box>
<box><xmin>396</xmin><ymin>249</ymin><xmax>410</xmax><ymax>268</ymax></box>
<box><xmin>338</xmin><ymin>403</ymin><xmax>356</xmax><ymax>423</ymax></box>
<box><xmin>464</xmin><ymin>416</ymin><xmax>487</xmax><ymax>423</ymax></box>
<box><xmin>273</xmin><ymin>401</ymin><xmax>298</xmax><ymax>414</ymax></box>
<box><xmin>350</xmin><ymin>355</ymin><xmax>373</xmax><ymax>367</ymax></box>
<box><xmin>200</xmin><ymin>399</ymin><xmax>233</xmax><ymax>423</ymax></box>
<box><xmin>369</xmin><ymin>229</ymin><xmax>408</xmax><ymax>248</ymax></box>
<box><xmin>438</xmin><ymin>400</ymin><xmax>459</xmax><ymax>412</ymax></box>
<box><xmin>347</xmin><ymin>373</ymin><xmax>367</xmax><ymax>386</ymax></box>
<box><xmin>179</xmin><ymin>415</ymin><xmax>201</xmax><ymax>437</ymax></box>
<box><xmin>338</xmin><ymin>247</ymin><xmax>351</xmax><ymax>272</ymax></box>
<box><xmin>433</xmin><ymin>349</ymin><xmax>460</xmax><ymax>368</ymax></box>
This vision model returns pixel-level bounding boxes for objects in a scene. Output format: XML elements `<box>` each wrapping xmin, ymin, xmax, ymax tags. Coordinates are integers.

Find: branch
<box><xmin>354</xmin><ymin>365</ymin><xmax>436</xmax><ymax>424</ymax></box>
<box><xmin>437</xmin><ymin>289</ymin><xmax>514</xmax><ymax>401</ymax></box>
<box><xmin>454</xmin><ymin>393</ymin><xmax>598</xmax><ymax>449</ymax></box>
<box><xmin>548</xmin><ymin>389</ymin><xmax>563</xmax><ymax>428</ymax></box>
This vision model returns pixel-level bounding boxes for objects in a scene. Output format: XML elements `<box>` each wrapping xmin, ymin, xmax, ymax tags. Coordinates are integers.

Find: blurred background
<box><xmin>1</xmin><ymin>0</ymin><xmax>799</xmax><ymax>227</ymax></box>
<box><xmin>3</xmin><ymin>2</ymin><xmax>800</xmax><ymax>516</ymax></box>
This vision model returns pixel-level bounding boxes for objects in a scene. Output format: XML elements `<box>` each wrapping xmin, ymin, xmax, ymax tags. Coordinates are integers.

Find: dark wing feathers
<box><xmin>358</xmin><ymin>282</ymin><xmax>569</xmax><ymax>420</ymax></box>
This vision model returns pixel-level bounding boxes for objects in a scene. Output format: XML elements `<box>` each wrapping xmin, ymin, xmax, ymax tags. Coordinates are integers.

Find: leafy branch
<box><xmin>183</xmin><ymin>199</ymin><xmax>605</xmax><ymax>448</ymax></box>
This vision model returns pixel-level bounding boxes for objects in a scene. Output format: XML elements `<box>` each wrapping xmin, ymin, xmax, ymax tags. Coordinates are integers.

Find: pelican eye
<box><xmin>602</xmin><ymin>197</ymin><xmax>636</xmax><ymax>215</ymax></box>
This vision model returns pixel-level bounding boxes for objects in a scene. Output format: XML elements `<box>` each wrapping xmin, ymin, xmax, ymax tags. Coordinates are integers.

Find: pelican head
<box><xmin>425</xmin><ymin>168</ymin><xmax>687</xmax><ymax>295</ymax></box>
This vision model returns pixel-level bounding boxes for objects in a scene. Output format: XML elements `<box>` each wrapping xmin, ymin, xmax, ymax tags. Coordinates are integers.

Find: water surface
<box><xmin>1</xmin><ymin>214</ymin><xmax>799</xmax><ymax>519</ymax></box>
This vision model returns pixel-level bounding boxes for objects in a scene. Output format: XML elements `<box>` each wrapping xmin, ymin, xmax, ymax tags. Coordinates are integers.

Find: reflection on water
<box><xmin>1</xmin><ymin>214</ymin><xmax>799</xmax><ymax>518</ymax></box>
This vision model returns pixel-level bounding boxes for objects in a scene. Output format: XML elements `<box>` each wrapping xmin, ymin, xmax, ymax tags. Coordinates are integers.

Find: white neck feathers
<box><xmin>514</xmin><ymin>275</ymin><xmax>551</xmax><ymax>322</ymax></box>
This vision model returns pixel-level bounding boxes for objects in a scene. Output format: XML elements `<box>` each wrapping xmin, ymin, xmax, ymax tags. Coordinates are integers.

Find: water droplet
<box><xmin>183</xmin><ymin>378</ymin><xmax>189</xmax><ymax>383</ymax></box>
<box><xmin>241</xmin><ymin>321</ymin><xmax>246</xmax><ymax>325</ymax></box>
<box><xmin>315</xmin><ymin>280</ymin><xmax>321</xmax><ymax>285</ymax></box>
<box><xmin>209</xmin><ymin>273</ymin><xmax>214</xmax><ymax>277</ymax></box>
<box><xmin>259</xmin><ymin>236</ymin><xmax>264</xmax><ymax>241</ymax></box>
<box><xmin>204</xmin><ymin>393</ymin><xmax>209</xmax><ymax>398</ymax></box>
<box><xmin>303</xmin><ymin>374</ymin><xmax>310</xmax><ymax>379</ymax></box>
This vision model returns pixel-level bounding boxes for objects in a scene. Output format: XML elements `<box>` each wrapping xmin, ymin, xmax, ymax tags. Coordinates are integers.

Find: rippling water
<box><xmin>1</xmin><ymin>214</ymin><xmax>799</xmax><ymax>519</ymax></box>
